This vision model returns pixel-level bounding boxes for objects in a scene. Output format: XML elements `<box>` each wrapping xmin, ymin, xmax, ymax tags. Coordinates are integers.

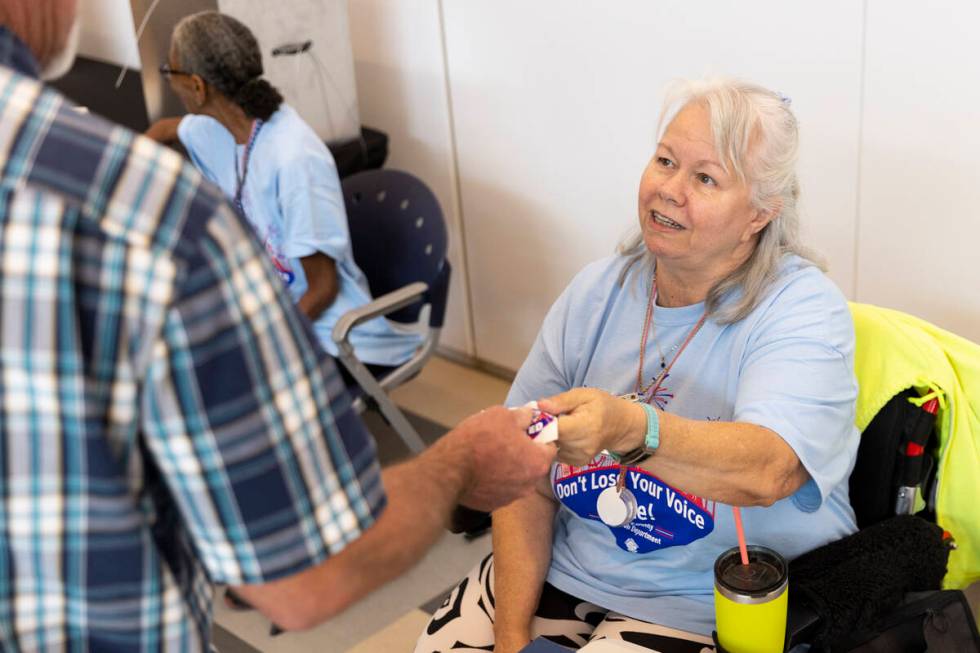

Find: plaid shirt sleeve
<box><xmin>139</xmin><ymin>173</ymin><xmax>386</xmax><ymax>586</ymax></box>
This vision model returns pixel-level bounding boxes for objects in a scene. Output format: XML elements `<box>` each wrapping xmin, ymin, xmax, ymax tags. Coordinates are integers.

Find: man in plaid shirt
<box><xmin>0</xmin><ymin>2</ymin><xmax>555</xmax><ymax>650</ymax></box>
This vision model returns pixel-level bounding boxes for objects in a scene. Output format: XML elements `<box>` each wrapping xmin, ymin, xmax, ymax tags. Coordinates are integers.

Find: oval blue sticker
<box><xmin>554</xmin><ymin>462</ymin><xmax>716</xmax><ymax>553</ymax></box>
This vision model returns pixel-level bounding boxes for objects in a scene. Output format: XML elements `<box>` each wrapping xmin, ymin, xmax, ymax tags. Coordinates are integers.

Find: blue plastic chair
<box><xmin>332</xmin><ymin>169</ymin><xmax>451</xmax><ymax>453</ymax></box>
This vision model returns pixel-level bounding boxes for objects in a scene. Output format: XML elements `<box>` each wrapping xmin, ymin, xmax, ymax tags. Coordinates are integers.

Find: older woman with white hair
<box><xmin>416</xmin><ymin>79</ymin><xmax>860</xmax><ymax>652</ymax></box>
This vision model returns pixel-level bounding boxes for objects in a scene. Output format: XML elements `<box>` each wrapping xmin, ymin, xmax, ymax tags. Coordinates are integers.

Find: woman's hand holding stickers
<box><xmin>537</xmin><ymin>388</ymin><xmax>647</xmax><ymax>467</ymax></box>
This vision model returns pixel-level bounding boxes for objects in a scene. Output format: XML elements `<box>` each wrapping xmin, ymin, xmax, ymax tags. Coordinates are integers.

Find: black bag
<box><xmin>837</xmin><ymin>590</ymin><xmax>980</xmax><ymax>652</ymax></box>
<box><xmin>327</xmin><ymin>126</ymin><xmax>389</xmax><ymax>179</ymax></box>
<box><xmin>786</xmin><ymin>515</ymin><xmax>950</xmax><ymax>650</ymax></box>
<box><xmin>849</xmin><ymin>388</ymin><xmax>937</xmax><ymax>529</ymax></box>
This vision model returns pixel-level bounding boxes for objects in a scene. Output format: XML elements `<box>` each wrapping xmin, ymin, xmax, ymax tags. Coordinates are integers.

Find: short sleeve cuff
<box><xmin>176</xmin><ymin>114</ymin><xmax>198</xmax><ymax>149</ymax></box>
<box><xmin>791</xmin><ymin>478</ymin><xmax>822</xmax><ymax>513</ymax></box>
<box><xmin>281</xmin><ymin>242</ymin><xmax>321</xmax><ymax>260</ymax></box>
<box><xmin>734</xmin><ymin>409</ymin><xmax>839</xmax><ymax>513</ymax></box>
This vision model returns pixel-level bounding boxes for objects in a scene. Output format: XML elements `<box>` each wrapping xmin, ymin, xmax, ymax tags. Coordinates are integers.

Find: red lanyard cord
<box><xmin>635</xmin><ymin>272</ymin><xmax>707</xmax><ymax>398</ymax></box>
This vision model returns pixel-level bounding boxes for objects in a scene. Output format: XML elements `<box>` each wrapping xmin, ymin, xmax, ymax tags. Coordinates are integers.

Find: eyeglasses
<box><xmin>159</xmin><ymin>64</ymin><xmax>192</xmax><ymax>78</ymax></box>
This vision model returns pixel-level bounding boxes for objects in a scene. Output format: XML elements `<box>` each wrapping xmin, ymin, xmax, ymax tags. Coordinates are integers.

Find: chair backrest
<box><xmin>341</xmin><ymin>169</ymin><xmax>449</xmax><ymax>324</ymax></box>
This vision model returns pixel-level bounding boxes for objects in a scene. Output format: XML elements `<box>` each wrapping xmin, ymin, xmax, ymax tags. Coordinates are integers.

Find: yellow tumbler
<box><xmin>714</xmin><ymin>545</ymin><xmax>788</xmax><ymax>653</ymax></box>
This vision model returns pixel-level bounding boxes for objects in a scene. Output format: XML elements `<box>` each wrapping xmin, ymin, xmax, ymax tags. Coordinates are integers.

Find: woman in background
<box><xmin>146</xmin><ymin>11</ymin><xmax>420</xmax><ymax>379</ymax></box>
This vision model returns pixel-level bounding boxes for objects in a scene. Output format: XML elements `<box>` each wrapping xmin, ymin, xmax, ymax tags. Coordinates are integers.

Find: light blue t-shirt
<box><xmin>507</xmin><ymin>254</ymin><xmax>860</xmax><ymax>636</ymax></box>
<box><xmin>178</xmin><ymin>105</ymin><xmax>422</xmax><ymax>365</ymax></box>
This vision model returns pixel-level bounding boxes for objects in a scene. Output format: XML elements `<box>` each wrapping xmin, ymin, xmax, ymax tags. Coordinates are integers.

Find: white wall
<box><xmin>856</xmin><ymin>0</ymin><xmax>980</xmax><ymax>342</ymax></box>
<box><xmin>77</xmin><ymin>0</ymin><xmax>141</xmax><ymax>68</ymax></box>
<box><xmin>349</xmin><ymin>0</ymin><xmax>474</xmax><ymax>356</ymax></box>
<box><xmin>441</xmin><ymin>0</ymin><xmax>864</xmax><ymax>370</ymax></box>
<box><xmin>351</xmin><ymin>0</ymin><xmax>980</xmax><ymax>372</ymax></box>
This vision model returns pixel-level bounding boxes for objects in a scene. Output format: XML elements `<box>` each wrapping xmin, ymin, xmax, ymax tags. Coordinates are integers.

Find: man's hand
<box><xmin>537</xmin><ymin>388</ymin><xmax>646</xmax><ymax>467</ymax></box>
<box><xmin>439</xmin><ymin>406</ymin><xmax>556</xmax><ymax>512</ymax></box>
<box><xmin>229</xmin><ymin>405</ymin><xmax>555</xmax><ymax>629</ymax></box>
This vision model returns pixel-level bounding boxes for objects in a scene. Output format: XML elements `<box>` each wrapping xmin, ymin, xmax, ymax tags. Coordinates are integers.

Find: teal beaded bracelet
<box><xmin>616</xmin><ymin>403</ymin><xmax>660</xmax><ymax>465</ymax></box>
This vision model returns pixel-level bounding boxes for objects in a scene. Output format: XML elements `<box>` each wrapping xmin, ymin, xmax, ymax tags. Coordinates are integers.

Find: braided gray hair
<box><xmin>172</xmin><ymin>11</ymin><xmax>283</xmax><ymax>120</ymax></box>
<box><xmin>619</xmin><ymin>78</ymin><xmax>825</xmax><ymax>323</ymax></box>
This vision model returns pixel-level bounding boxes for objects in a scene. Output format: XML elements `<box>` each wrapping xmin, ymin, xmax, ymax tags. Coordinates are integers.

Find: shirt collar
<box><xmin>0</xmin><ymin>25</ymin><xmax>41</xmax><ymax>78</ymax></box>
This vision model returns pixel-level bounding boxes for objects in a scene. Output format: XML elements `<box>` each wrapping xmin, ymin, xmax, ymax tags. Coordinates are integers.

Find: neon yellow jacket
<box><xmin>850</xmin><ymin>302</ymin><xmax>980</xmax><ymax>589</ymax></box>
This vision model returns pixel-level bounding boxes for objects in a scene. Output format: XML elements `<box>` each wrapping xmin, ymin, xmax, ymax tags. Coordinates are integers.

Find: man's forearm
<box><xmin>232</xmin><ymin>437</ymin><xmax>467</xmax><ymax>630</ymax></box>
<box><xmin>300</xmin><ymin>448</ymin><xmax>465</xmax><ymax>618</ymax></box>
<box><xmin>229</xmin><ymin>405</ymin><xmax>553</xmax><ymax>631</ymax></box>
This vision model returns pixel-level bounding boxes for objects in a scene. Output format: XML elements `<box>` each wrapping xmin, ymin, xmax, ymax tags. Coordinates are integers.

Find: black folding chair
<box><xmin>332</xmin><ymin>169</ymin><xmax>451</xmax><ymax>453</ymax></box>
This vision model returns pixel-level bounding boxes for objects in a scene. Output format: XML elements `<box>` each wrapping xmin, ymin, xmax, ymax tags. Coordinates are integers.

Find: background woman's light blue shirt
<box><xmin>178</xmin><ymin>105</ymin><xmax>421</xmax><ymax>365</ymax></box>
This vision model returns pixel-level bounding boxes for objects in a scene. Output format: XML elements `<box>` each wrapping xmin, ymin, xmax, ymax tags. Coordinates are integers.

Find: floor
<box><xmin>212</xmin><ymin>356</ymin><xmax>511</xmax><ymax>653</ymax></box>
<box><xmin>210</xmin><ymin>355</ymin><xmax>980</xmax><ymax>652</ymax></box>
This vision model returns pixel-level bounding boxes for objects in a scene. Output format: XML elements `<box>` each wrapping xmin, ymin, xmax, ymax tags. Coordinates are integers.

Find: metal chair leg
<box><xmin>371</xmin><ymin>391</ymin><xmax>426</xmax><ymax>454</ymax></box>
<box><xmin>338</xmin><ymin>349</ymin><xmax>426</xmax><ymax>454</ymax></box>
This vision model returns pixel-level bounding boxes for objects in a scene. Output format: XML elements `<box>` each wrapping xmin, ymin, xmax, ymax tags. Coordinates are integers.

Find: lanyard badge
<box><xmin>596</xmin><ymin>466</ymin><xmax>638</xmax><ymax>527</ymax></box>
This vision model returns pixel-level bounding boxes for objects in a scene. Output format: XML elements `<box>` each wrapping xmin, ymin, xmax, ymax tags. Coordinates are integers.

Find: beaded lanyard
<box><xmin>614</xmin><ymin>271</ymin><xmax>707</xmax><ymax>492</ymax></box>
<box><xmin>234</xmin><ymin>119</ymin><xmax>264</xmax><ymax>217</ymax></box>
<box><xmin>635</xmin><ymin>272</ymin><xmax>707</xmax><ymax>400</ymax></box>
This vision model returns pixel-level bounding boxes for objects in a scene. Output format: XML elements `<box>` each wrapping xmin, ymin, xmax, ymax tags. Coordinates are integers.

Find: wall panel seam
<box><xmin>436</xmin><ymin>0</ymin><xmax>477</xmax><ymax>356</ymax></box>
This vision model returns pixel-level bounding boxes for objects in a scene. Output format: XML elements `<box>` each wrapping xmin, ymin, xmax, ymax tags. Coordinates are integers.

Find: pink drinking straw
<box><xmin>732</xmin><ymin>506</ymin><xmax>750</xmax><ymax>565</ymax></box>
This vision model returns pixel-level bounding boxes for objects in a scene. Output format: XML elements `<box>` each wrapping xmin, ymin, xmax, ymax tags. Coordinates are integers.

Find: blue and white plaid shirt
<box><xmin>0</xmin><ymin>28</ymin><xmax>385</xmax><ymax>651</ymax></box>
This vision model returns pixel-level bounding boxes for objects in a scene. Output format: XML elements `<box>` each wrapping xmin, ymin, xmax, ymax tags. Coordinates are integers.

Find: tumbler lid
<box><xmin>714</xmin><ymin>545</ymin><xmax>787</xmax><ymax>604</ymax></box>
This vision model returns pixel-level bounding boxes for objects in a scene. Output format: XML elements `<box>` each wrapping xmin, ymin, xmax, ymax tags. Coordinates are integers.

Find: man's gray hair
<box><xmin>620</xmin><ymin>78</ymin><xmax>824</xmax><ymax>323</ymax></box>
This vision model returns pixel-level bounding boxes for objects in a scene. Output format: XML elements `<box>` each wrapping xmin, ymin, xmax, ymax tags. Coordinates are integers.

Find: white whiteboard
<box><xmin>442</xmin><ymin>0</ymin><xmax>865</xmax><ymax>370</ymax></box>
<box><xmin>221</xmin><ymin>0</ymin><xmax>360</xmax><ymax>143</ymax></box>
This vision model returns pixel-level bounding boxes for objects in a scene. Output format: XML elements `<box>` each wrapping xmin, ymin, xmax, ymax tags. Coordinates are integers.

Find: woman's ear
<box><xmin>754</xmin><ymin>197</ymin><xmax>783</xmax><ymax>233</ymax></box>
<box><xmin>746</xmin><ymin>198</ymin><xmax>782</xmax><ymax>238</ymax></box>
<box><xmin>190</xmin><ymin>74</ymin><xmax>208</xmax><ymax>109</ymax></box>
